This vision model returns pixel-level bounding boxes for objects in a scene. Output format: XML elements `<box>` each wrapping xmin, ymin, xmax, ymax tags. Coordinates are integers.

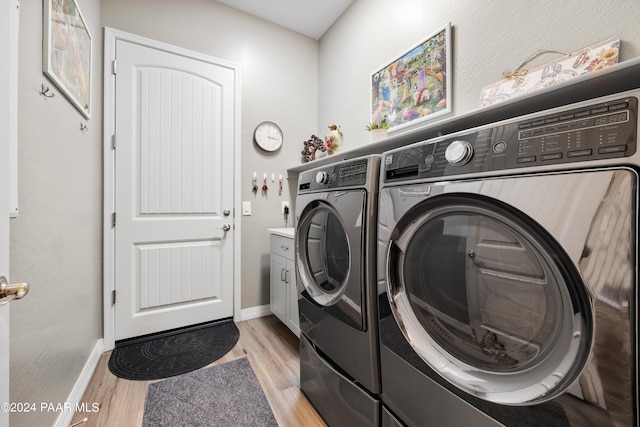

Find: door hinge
<box><xmin>112</xmin><ymin>212</ymin><xmax>116</xmax><ymax>227</ymax></box>
<box><xmin>112</xmin><ymin>289</ymin><xmax>116</xmax><ymax>305</ymax></box>
<box><xmin>111</xmin><ymin>134</ymin><xmax>116</xmax><ymax>150</ymax></box>
<box><xmin>112</xmin><ymin>59</ymin><xmax>117</xmax><ymax>74</ymax></box>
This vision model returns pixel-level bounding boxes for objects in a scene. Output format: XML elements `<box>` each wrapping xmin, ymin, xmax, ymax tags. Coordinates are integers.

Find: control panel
<box><xmin>384</xmin><ymin>96</ymin><xmax>637</xmax><ymax>182</ymax></box>
<box><xmin>299</xmin><ymin>157</ymin><xmax>373</xmax><ymax>193</ymax></box>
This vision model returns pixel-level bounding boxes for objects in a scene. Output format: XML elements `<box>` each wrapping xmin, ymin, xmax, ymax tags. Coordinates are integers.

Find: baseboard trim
<box><xmin>237</xmin><ymin>304</ymin><xmax>272</xmax><ymax>321</ymax></box>
<box><xmin>54</xmin><ymin>338</ymin><xmax>104</xmax><ymax>427</ymax></box>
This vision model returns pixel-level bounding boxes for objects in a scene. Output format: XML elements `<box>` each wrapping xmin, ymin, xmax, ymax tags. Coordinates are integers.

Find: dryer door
<box><xmin>296</xmin><ymin>190</ymin><xmax>367</xmax><ymax>330</ymax></box>
<box><xmin>386</xmin><ymin>189</ymin><xmax>595</xmax><ymax>405</ymax></box>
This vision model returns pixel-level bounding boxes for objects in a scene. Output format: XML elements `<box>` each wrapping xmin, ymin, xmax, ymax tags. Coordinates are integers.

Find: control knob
<box><xmin>315</xmin><ymin>171</ymin><xmax>329</xmax><ymax>184</ymax></box>
<box><xmin>445</xmin><ymin>140</ymin><xmax>474</xmax><ymax>166</ymax></box>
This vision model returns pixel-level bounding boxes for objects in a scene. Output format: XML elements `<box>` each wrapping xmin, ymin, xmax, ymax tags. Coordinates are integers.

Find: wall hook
<box><xmin>251</xmin><ymin>172</ymin><xmax>258</xmax><ymax>193</ymax></box>
<box><xmin>80</xmin><ymin>123</ymin><xmax>88</xmax><ymax>132</ymax></box>
<box><xmin>39</xmin><ymin>83</ymin><xmax>55</xmax><ymax>99</ymax></box>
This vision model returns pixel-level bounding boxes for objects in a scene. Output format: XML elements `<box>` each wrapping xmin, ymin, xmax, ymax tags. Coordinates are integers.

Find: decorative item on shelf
<box><xmin>479</xmin><ymin>38</ymin><xmax>620</xmax><ymax>107</ymax></box>
<box><xmin>324</xmin><ymin>124</ymin><xmax>343</xmax><ymax>154</ymax></box>
<box><xmin>366</xmin><ymin>116</ymin><xmax>390</xmax><ymax>142</ymax></box>
<box><xmin>371</xmin><ymin>23</ymin><xmax>452</xmax><ymax>133</ymax></box>
<box><xmin>301</xmin><ymin>135</ymin><xmax>326</xmax><ymax>163</ymax></box>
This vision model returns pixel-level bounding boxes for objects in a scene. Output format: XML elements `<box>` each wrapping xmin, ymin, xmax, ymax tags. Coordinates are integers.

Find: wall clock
<box><xmin>253</xmin><ymin>121</ymin><xmax>283</xmax><ymax>152</ymax></box>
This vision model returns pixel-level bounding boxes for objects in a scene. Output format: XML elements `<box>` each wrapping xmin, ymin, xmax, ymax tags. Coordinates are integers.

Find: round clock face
<box><xmin>253</xmin><ymin>121</ymin><xmax>283</xmax><ymax>152</ymax></box>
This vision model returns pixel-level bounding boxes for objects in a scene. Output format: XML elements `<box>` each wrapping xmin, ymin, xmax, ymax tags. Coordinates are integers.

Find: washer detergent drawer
<box><xmin>300</xmin><ymin>334</ymin><xmax>380</xmax><ymax>427</ymax></box>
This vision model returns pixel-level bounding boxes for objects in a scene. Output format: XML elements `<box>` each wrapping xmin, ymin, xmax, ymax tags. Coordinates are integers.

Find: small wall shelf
<box><xmin>289</xmin><ymin>57</ymin><xmax>640</xmax><ymax>176</ymax></box>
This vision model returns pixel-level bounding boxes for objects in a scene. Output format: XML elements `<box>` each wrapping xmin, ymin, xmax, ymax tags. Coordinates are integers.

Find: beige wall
<box><xmin>100</xmin><ymin>0</ymin><xmax>318</xmax><ymax>310</ymax></box>
<box><xmin>11</xmin><ymin>1</ymin><xmax>317</xmax><ymax>425</ymax></box>
<box><xmin>318</xmin><ymin>0</ymin><xmax>640</xmax><ymax>150</ymax></box>
<box><xmin>9</xmin><ymin>1</ymin><xmax>640</xmax><ymax>425</ymax></box>
<box><xmin>10</xmin><ymin>0</ymin><xmax>103</xmax><ymax>425</ymax></box>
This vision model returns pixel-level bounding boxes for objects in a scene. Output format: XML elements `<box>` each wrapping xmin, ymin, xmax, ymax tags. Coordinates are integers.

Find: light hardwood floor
<box><xmin>70</xmin><ymin>316</ymin><xmax>326</xmax><ymax>427</ymax></box>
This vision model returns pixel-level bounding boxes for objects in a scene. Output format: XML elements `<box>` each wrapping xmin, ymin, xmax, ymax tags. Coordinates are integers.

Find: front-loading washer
<box><xmin>296</xmin><ymin>154</ymin><xmax>381</xmax><ymax>426</ymax></box>
<box><xmin>377</xmin><ymin>91</ymin><xmax>638</xmax><ymax>426</ymax></box>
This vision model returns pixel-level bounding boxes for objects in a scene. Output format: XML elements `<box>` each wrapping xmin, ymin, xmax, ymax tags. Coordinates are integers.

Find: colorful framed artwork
<box><xmin>371</xmin><ymin>23</ymin><xmax>452</xmax><ymax>133</ymax></box>
<box><xmin>43</xmin><ymin>0</ymin><xmax>92</xmax><ymax>119</ymax></box>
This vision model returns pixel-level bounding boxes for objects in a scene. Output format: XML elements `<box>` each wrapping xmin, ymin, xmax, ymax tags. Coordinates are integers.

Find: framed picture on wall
<box><xmin>43</xmin><ymin>0</ymin><xmax>92</xmax><ymax>119</ymax></box>
<box><xmin>371</xmin><ymin>23</ymin><xmax>451</xmax><ymax>133</ymax></box>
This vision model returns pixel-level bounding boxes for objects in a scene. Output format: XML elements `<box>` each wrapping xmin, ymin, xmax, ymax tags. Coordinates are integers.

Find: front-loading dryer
<box><xmin>296</xmin><ymin>155</ymin><xmax>381</xmax><ymax>426</ymax></box>
<box><xmin>377</xmin><ymin>91</ymin><xmax>638</xmax><ymax>426</ymax></box>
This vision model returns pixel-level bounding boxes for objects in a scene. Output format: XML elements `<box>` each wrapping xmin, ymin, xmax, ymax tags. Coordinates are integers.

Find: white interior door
<box><xmin>0</xmin><ymin>1</ymin><xmax>19</xmax><ymax>425</ymax></box>
<box><xmin>0</xmin><ymin>200</ymin><xmax>8</xmax><ymax>427</ymax></box>
<box><xmin>113</xmin><ymin>38</ymin><xmax>236</xmax><ymax>341</ymax></box>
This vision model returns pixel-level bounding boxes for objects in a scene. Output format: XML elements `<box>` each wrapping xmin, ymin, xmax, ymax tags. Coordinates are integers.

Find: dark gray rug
<box><xmin>142</xmin><ymin>357</ymin><xmax>278</xmax><ymax>427</ymax></box>
<box><xmin>109</xmin><ymin>319</ymin><xmax>239</xmax><ymax>381</ymax></box>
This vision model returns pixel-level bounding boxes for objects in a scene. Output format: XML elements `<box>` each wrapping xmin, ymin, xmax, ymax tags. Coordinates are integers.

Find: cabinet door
<box><xmin>270</xmin><ymin>253</ymin><xmax>287</xmax><ymax>323</ymax></box>
<box><xmin>285</xmin><ymin>259</ymin><xmax>300</xmax><ymax>337</ymax></box>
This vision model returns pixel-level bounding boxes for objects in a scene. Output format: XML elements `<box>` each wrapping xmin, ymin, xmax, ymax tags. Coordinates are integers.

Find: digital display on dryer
<box><xmin>594</xmin><ymin>112</ymin><xmax>628</xmax><ymax>126</ymax></box>
<box><xmin>383</xmin><ymin>96</ymin><xmax>638</xmax><ymax>183</ymax></box>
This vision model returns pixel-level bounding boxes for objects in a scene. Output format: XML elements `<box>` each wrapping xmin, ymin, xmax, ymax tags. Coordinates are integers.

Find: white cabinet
<box><xmin>269</xmin><ymin>230</ymin><xmax>300</xmax><ymax>337</ymax></box>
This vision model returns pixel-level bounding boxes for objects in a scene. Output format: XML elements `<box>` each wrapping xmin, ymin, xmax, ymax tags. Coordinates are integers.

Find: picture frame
<box><xmin>371</xmin><ymin>23</ymin><xmax>451</xmax><ymax>133</ymax></box>
<box><xmin>43</xmin><ymin>0</ymin><xmax>92</xmax><ymax>119</ymax></box>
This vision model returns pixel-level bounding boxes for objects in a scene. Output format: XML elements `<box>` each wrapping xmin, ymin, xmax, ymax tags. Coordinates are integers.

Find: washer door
<box><xmin>297</xmin><ymin>190</ymin><xmax>367</xmax><ymax>330</ymax></box>
<box><xmin>387</xmin><ymin>193</ymin><xmax>592</xmax><ymax>405</ymax></box>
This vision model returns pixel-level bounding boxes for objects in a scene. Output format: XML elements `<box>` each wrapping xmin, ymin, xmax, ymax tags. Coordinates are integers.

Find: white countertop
<box><xmin>268</xmin><ymin>227</ymin><xmax>295</xmax><ymax>238</ymax></box>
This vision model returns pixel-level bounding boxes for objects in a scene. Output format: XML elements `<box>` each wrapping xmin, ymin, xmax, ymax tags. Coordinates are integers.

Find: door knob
<box><xmin>0</xmin><ymin>276</ymin><xmax>29</xmax><ymax>307</ymax></box>
<box><xmin>221</xmin><ymin>224</ymin><xmax>231</xmax><ymax>231</ymax></box>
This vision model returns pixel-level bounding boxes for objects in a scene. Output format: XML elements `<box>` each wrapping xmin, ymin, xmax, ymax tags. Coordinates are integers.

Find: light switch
<box><xmin>242</xmin><ymin>201</ymin><xmax>252</xmax><ymax>216</ymax></box>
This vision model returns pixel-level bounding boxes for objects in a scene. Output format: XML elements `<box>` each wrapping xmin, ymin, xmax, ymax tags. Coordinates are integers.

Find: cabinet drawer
<box><xmin>270</xmin><ymin>234</ymin><xmax>294</xmax><ymax>260</ymax></box>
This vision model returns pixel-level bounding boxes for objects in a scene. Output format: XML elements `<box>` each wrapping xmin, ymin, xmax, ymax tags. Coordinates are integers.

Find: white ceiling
<box><xmin>215</xmin><ymin>0</ymin><xmax>354</xmax><ymax>39</ymax></box>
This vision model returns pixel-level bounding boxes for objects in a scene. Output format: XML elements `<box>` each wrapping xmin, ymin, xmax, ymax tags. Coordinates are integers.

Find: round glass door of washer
<box><xmin>297</xmin><ymin>202</ymin><xmax>351</xmax><ymax>306</ymax></box>
<box><xmin>386</xmin><ymin>195</ymin><xmax>592</xmax><ymax>405</ymax></box>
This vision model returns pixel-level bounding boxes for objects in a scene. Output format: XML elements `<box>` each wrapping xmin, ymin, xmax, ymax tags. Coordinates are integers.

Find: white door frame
<box><xmin>102</xmin><ymin>27</ymin><xmax>242</xmax><ymax>350</ymax></box>
<box><xmin>0</xmin><ymin>1</ymin><xmax>18</xmax><ymax>425</ymax></box>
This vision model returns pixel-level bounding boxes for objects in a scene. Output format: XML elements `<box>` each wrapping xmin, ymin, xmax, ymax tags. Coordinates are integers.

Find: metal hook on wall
<box><xmin>251</xmin><ymin>172</ymin><xmax>258</xmax><ymax>193</ymax></box>
<box><xmin>80</xmin><ymin>123</ymin><xmax>88</xmax><ymax>132</ymax></box>
<box><xmin>39</xmin><ymin>83</ymin><xmax>55</xmax><ymax>99</ymax></box>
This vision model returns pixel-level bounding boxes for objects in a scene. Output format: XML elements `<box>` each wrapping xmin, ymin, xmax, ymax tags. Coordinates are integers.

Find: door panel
<box><xmin>296</xmin><ymin>191</ymin><xmax>367</xmax><ymax>331</ymax></box>
<box><xmin>136</xmin><ymin>241</ymin><xmax>221</xmax><ymax>309</ymax></box>
<box><xmin>114</xmin><ymin>39</ymin><xmax>235</xmax><ymax>340</ymax></box>
<box><xmin>381</xmin><ymin>169</ymin><xmax>634</xmax><ymax>410</ymax></box>
<box><xmin>137</xmin><ymin>67</ymin><xmax>222</xmax><ymax>215</ymax></box>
